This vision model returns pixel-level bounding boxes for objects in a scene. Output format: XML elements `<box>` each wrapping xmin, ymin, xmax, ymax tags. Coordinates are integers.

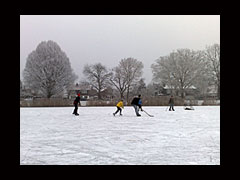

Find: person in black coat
<box><xmin>131</xmin><ymin>94</ymin><xmax>143</xmax><ymax>116</ymax></box>
<box><xmin>73</xmin><ymin>93</ymin><xmax>81</xmax><ymax>115</ymax></box>
<box><xmin>168</xmin><ymin>95</ymin><xmax>175</xmax><ymax>111</ymax></box>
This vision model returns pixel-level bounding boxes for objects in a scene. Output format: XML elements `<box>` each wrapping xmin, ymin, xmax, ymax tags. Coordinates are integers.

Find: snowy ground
<box><xmin>20</xmin><ymin>106</ymin><xmax>220</xmax><ymax>165</ymax></box>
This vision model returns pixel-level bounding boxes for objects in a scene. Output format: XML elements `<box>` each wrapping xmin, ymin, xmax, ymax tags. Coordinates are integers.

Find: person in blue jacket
<box><xmin>131</xmin><ymin>94</ymin><xmax>143</xmax><ymax>116</ymax></box>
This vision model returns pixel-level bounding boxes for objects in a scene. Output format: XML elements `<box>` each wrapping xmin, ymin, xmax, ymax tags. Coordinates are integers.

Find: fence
<box><xmin>20</xmin><ymin>97</ymin><xmax>220</xmax><ymax>107</ymax></box>
<box><xmin>20</xmin><ymin>98</ymin><xmax>73</xmax><ymax>107</ymax></box>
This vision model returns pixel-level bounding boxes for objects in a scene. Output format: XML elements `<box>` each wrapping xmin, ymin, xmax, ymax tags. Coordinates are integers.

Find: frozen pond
<box><xmin>20</xmin><ymin>106</ymin><xmax>220</xmax><ymax>165</ymax></box>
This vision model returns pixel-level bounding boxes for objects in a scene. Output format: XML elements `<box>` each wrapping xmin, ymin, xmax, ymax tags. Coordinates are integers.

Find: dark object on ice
<box><xmin>184</xmin><ymin>106</ymin><xmax>194</xmax><ymax>110</ymax></box>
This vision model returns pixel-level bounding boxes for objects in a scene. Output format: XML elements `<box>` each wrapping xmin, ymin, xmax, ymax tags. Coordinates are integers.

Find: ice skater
<box><xmin>73</xmin><ymin>93</ymin><xmax>81</xmax><ymax>116</ymax></box>
<box><xmin>131</xmin><ymin>94</ymin><xmax>143</xmax><ymax>116</ymax></box>
<box><xmin>168</xmin><ymin>95</ymin><xmax>175</xmax><ymax>111</ymax></box>
<box><xmin>113</xmin><ymin>99</ymin><xmax>124</xmax><ymax>116</ymax></box>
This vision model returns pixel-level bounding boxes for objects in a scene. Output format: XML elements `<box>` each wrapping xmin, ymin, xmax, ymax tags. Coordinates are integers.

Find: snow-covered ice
<box><xmin>20</xmin><ymin>106</ymin><xmax>220</xmax><ymax>165</ymax></box>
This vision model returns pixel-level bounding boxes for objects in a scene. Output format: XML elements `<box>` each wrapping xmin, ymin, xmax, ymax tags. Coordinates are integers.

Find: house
<box><xmin>67</xmin><ymin>83</ymin><xmax>81</xmax><ymax>99</ymax></box>
<box><xmin>20</xmin><ymin>82</ymin><xmax>37</xmax><ymax>99</ymax></box>
<box><xmin>67</xmin><ymin>83</ymin><xmax>98</xmax><ymax>100</ymax></box>
<box><xmin>67</xmin><ymin>83</ymin><xmax>116</xmax><ymax>101</ymax></box>
<box><xmin>152</xmin><ymin>83</ymin><xmax>165</xmax><ymax>96</ymax></box>
<box><xmin>163</xmin><ymin>85</ymin><xmax>198</xmax><ymax>98</ymax></box>
<box><xmin>206</xmin><ymin>85</ymin><xmax>218</xmax><ymax>99</ymax></box>
<box><xmin>99</xmin><ymin>86</ymin><xmax>115</xmax><ymax>100</ymax></box>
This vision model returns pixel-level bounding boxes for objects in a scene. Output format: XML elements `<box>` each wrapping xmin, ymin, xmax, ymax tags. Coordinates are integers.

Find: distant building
<box><xmin>67</xmin><ymin>83</ymin><xmax>115</xmax><ymax>100</ymax></box>
<box><xmin>20</xmin><ymin>81</ymin><xmax>36</xmax><ymax>99</ymax></box>
<box><xmin>163</xmin><ymin>85</ymin><xmax>198</xmax><ymax>97</ymax></box>
<box><xmin>67</xmin><ymin>83</ymin><xmax>97</xmax><ymax>100</ymax></box>
<box><xmin>152</xmin><ymin>83</ymin><xmax>198</xmax><ymax>98</ymax></box>
<box><xmin>206</xmin><ymin>85</ymin><xmax>218</xmax><ymax>99</ymax></box>
<box><xmin>100</xmin><ymin>87</ymin><xmax>115</xmax><ymax>100</ymax></box>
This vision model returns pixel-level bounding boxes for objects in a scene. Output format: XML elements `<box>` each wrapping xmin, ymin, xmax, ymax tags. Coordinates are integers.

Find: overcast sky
<box><xmin>20</xmin><ymin>15</ymin><xmax>220</xmax><ymax>84</ymax></box>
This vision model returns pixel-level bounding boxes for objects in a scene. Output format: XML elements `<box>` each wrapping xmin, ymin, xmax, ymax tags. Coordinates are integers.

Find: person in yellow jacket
<box><xmin>113</xmin><ymin>99</ymin><xmax>124</xmax><ymax>116</ymax></box>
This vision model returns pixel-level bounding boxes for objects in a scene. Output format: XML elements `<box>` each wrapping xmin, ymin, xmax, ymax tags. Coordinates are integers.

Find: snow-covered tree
<box><xmin>83</xmin><ymin>63</ymin><xmax>112</xmax><ymax>100</ymax></box>
<box><xmin>204</xmin><ymin>43</ymin><xmax>220</xmax><ymax>99</ymax></box>
<box><xmin>20</xmin><ymin>79</ymin><xmax>23</xmax><ymax>97</ymax></box>
<box><xmin>151</xmin><ymin>49</ymin><xmax>206</xmax><ymax>98</ymax></box>
<box><xmin>23</xmin><ymin>40</ymin><xmax>77</xmax><ymax>98</ymax></box>
<box><xmin>20</xmin><ymin>79</ymin><xmax>22</xmax><ymax>90</ymax></box>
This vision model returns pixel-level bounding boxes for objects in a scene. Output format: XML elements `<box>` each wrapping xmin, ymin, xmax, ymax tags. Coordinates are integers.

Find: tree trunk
<box><xmin>120</xmin><ymin>92</ymin><xmax>124</xmax><ymax>99</ymax></box>
<box><xmin>181</xmin><ymin>89</ymin><xmax>185</xmax><ymax>99</ymax></box>
<box><xmin>126</xmin><ymin>86</ymin><xmax>130</xmax><ymax>102</ymax></box>
<box><xmin>98</xmin><ymin>90</ymin><xmax>101</xmax><ymax>100</ymax></box>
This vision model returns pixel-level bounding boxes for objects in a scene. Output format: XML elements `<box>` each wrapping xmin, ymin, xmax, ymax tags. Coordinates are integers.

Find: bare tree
<box><xmin>109</xmin><ymin>66</ymin><xmax>128</xmax><ymax>99</ymax></box>
<box><xmin>23</xmin><ymin>40</ymin><xmax>77</xmax><ymax>98</ymax></box>
<box><xmin>122</xmin><ymin>58</ymin><xmax>144</xmax><ymax>101</ymax></box>
<box><xmin>83</xmin><ymin>63</ymin><xmax>112</xmax><ymax>100</ymax></box>
<box><xmin>152</xmin><ymin>49</ymin><xmax>206</xmax><ymax>98</ymax></box>
<box><xmin>204</xmin><ymin>44</ymin><xmax>220</xmax><ymax>99</ymax></box>
<box><xmin>110</xmin><ymin>58</ymin><xmax>143</xmax><ymax>101</ymax></box>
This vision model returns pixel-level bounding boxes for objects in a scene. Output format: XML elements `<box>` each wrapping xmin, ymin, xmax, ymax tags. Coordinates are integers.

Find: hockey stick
<box><xmin>142</xmin><ymin>109</ymin><xmax>154</xmax><ymax>117</ymax></box>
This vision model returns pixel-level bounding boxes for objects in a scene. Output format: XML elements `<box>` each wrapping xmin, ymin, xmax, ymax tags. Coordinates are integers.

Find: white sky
<box><xmin>20</xmin><ymin>15</ymin><xmax>220</xmax><ymax>84</ymax></box>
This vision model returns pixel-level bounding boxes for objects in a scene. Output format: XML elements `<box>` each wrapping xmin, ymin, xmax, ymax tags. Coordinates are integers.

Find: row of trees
<box><xmin>22</xmin><ymin>40</ymin><xmax>220</xmax><ymax>100</ymax></box>
<box><xmin>152</xmin><ymin>44</ymin><xmax>220</xmax><ymax>99</ymax></box>
<box><xmin>82</xmin><ymin>58</ymin><xmax>143</xmax><ymax>102</ymax></box>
